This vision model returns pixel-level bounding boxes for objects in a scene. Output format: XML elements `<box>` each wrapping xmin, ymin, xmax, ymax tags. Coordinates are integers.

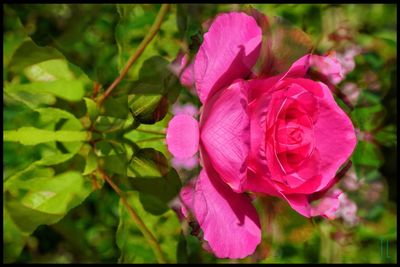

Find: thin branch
<box><xmin>98</xmin><ymin>168</ymin><xmax>167</xmax><ymax>263</ymax></box>
<box><xmin>98</xmin><ymin>4</ymin><xmax>170</xmax><ymax>106</ymax></box>
<box><xmin>92</xmin><ymin>82</ymin><xmax>101</xmax><ymax>98</ymax></box>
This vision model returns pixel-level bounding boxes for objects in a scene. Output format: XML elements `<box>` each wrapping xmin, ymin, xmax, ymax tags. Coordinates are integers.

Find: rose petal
<box><xmin>172</xmin><ymin>155</ymin><xmax>199</xmax><ymax>171</ymax></box>
<box><xmin>200</xmin><ymin>80</ymin><xmax>250</xmax><ymax>192</ymax></box>
<box><xmin>310</xmin><ymin>189</ymin><xmax>343</xmax><ymax>219</ymax></box>
<box><xmin>282</xmin><ymin>189</ymin><xmax>342</xmax><ymax>219</ymax></box>
<box><xmin>194</xmin><ymin>169</ymin><xmax>261</xmax><ymax>259</ymax></box>
<box><xmin>172</xmin><ymin>103</ymin><xmax>198</xmax><ymax>117</ymax></box>
<box><xmin>180</xmin><ymin>180</ymin><xmax>196</xmax><ymax>218</ymax></box>
<box><xmin>311</xmin><ymin>53</ymin><xmax>344</xmax><ymax>85</ymax></box>
<box><xmin>194</xmin><ymin>12</ymin><xmax>261</xmax><ymax>103</ymax></box>
<box><xmin>166</xmin><ymin>114</ymin><xmax>199</xmax><ymax>158</ymax></box>
<box><xmin>312</xmin><ymin>82</ymin><xmax>357</xmax><ymax>192</ymax></box>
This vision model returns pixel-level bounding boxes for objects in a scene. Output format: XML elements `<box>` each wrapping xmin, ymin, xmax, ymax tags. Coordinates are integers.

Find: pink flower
<box><xmin>311</xmin><ymin>46</ymin><xmax>361</xmax><ymax>85</ymax></box>
<box><xmin>336</xmin><ymin>193</ymin><xmax>359</xmax><ymax>227</ymax></box>
<box><xmin>166</xmin><ymin>11</ymin><xmax>356</xmax><ymax>259</ymax></box>
<box><xmin>311</xmin><ymin>52</ymin><xmax>344</xmax><ymax>84</ymax></box>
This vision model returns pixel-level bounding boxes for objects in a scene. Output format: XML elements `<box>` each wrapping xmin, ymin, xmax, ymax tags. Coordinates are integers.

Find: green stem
<box><xmin>136</xmin><ymin>137</ymin><xmax>165</xmax><ymax>143</ymax></box>
<box><xmin>98</xmin><ymin>169</ymin><xmax>167</xmax><ymax>263</ymax></box>
<box><xmin>135</xmin><ymin>128</ymin><xmax>166</xmax><ymax>135</ymax></box>
<box><xmin>98</xmin><ymin>4</ymin><xmax>170</xmax><ymax>106</ymax></box>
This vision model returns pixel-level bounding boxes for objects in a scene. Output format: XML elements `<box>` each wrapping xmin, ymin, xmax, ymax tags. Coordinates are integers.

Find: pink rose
<box><xmin>166</xmin><ymin>11</ymin><xmax>356</xmax><ymax>259</ymax></box>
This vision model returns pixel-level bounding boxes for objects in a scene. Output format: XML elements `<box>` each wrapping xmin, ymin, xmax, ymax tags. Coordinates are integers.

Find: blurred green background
<box><xmin>3</xmin><ymin>4</ymin><xmax>397</xmax><ymax>263</ymax></box>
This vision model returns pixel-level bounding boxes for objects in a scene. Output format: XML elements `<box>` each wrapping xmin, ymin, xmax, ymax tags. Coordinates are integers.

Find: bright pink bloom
<box><xmin>311</xmin><ymin>52</ymin><xmax>344</xmax><ymax>84</ymax></box>
<box><xmin>167</xmin><ymin>11</ymin><xmax>357</xmax><ymax>259</ymax></box>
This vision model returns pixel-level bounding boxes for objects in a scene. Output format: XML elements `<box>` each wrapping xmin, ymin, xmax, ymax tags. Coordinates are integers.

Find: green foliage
<box><xmin>10</xmin><ymin>4</ymin><xmax>120</xmax><ymax>85</ymax></box>
<box><xmin>3</xmin><ymin>3</ymin><xmax>397</xmax><ymax>264</ymax></box>
<box><xmin>116</xmin><ymin>192</ymin><xmax>181</xmax><ymax>263</ymax></box>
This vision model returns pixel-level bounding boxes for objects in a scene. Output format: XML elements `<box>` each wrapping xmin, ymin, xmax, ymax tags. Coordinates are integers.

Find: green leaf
<box><xmin>129</xmin><ymin>94</ymin><xmax>169</xmax><ymax>124</ymax></box>
<box><xmin>100</xmin><ymin>153</ymin><xmax>128</xmax><ymax>176</ymax></box>
<box><xmin>129</xmin><ymin>169</ymin><xmax>182</xmax><ymax>215</ymax></box>
<box><xmin>351</xmin><ymin>104</ymin><xmax>386</xmax><ymax>131</ymax></box>
<box><xmin>4</xmin><ymin>127</ymin><xmax>87</xmax><ymax>145</ymax></box>
<box><xmin>103</xmin><ymin>95</ymin><xmax>129</xmax><ymax>119</ymax></box>
<box><xmin>94</xmin><ymin>116</ymin><xmax>127</xmax><ymax>132</ymax></box>
<box><xmin>24</xmin><ymin>59</ymin><xmax>76</xmax><ymax>82</ymax></box>
<box><xmin>176</xmin><ymin>231</ymin><xmax>189</xmax><ymax>263</ymax></box>
<box><xmin>7</xmin><ymin>40</ymin><xmax>64</xmax><ymax>74</ymax></box>
<box><xmin>128</xmin><ymin>148</ymin><xmax>168</xmax><ymax>178</ymax></box>
<box><xmin>83</xmin><ymin>150</ymin><xmax>98</xmax><ymax>175</ymax></box>
<box><xmin>3</xmin><ymin>207</ymin><xmax>30</xmax><ymax>263</ymax></box>
<box><xmin>123</xmin><ymin>113</ymin><xmax>170</xmax><ymax>155</ymax></box>
<box><xmin>36</xmin><ymin>153</ymin><xmax>76</xmax><ymax>166</ymax></box>
<box><xmin>4</xmin><ymin>86</ymin><xmax>56</xmax><ymax>109</ymax></box>
<box><xmin>116</xmin><ymin>192</ymin><xmax>180</xmax><ymax>263</ymax></box>
<box><xmin>5</xmin><ymin>80</ymin><xmax>85</xmax><ymax>102</ymax></box>
<box><xmin>10</xmin><ymin>4</ymin><xmax>120</xmax><ymax>85</ymax></box>
<box><xmin>126</xmin><ymin>56</ymin><xmax>182</xmax><ymax>101</ymax></box>
<box><xmin>352</xmin><ymin>141</ymin><xmax>384</xmax><ymax>168</ymax></box>
<box><xmin>10</xmin><ymin>4</ymin><xmax>118</xmax><ymax>84</ymax></box>
<box><xmin>5</xmin><ymin>171</ymin><xmax>92</xmax><ymax>233</ymax></box>
<box><xmin>374</xmin><ymin>124</ymin><xmax>397</xmax><ymax>147</ymax></box>
<box><xmin>124</xmin><ymin>148</ymin><xmax>181</xmax><ymax>215</ymax></box>
<box><xmin>84</xmin><ymin>97</ymin><xmax>99</xmax><ymax>121</ymax></box>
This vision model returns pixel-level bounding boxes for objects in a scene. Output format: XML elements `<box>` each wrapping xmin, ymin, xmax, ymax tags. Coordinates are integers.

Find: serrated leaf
<box><xmin>116</xmin><ymin>192</ymin><xmax>180</xmax><ymax>263</ymax></box>
<box><xmin>4</xmin><ymin>127</ymin><xmax>87</xmax><ymax>146</ymax></box>
<box><xmin>6</xmin><ymin>80</ymin><xmax>85</xmax><ymax>102</ymax></box>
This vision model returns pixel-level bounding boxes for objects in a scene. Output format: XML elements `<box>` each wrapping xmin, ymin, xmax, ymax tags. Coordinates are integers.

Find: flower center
<box><xmin>272</xmin><ymin>91</ymin><xmax>316</xmax><ymax>184</ymax></box>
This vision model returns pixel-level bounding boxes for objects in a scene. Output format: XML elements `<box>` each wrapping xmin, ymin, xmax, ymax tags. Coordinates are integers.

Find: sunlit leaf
<box><xmin>5</xmin><ymin>80</ymin><xmax>85</xmax><ymax>102</ymax></box>
<box><xmin>7</xmin><ymin>40</ymin><xmax>64</xmax><ymax>74</ymax></box>
<box><xmin>5</xmin><ymin>171</ymin><xmax>92</xmax><ymax>233</ymax></box>
<box><xmin>84</xmin><ymin>97</ymin><xmax>100</xmax><ymax>122</ymax></box>
<box><xmin>83</xmin><ymin>150</ymin><xmax>98</xmax><ymax>175</ymax></box>
<box><xmin>4</xmin><ymin>127</ymin><xmax>87</xmax><ymax>146</ymax></box>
